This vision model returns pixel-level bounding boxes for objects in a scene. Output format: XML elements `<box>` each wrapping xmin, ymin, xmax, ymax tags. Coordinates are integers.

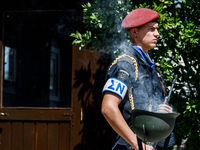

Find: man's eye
<box><xmin>148</xmin><ymin>28</ymin><xmax>154</xmax><ymax>31</ymax></box>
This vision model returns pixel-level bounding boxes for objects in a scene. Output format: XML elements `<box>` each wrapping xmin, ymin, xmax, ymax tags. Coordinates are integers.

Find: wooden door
<box><xmin>0</xmin><ymin>40</ymin><xmax>112</xmax><ymax>150</ymax></box>
<box><xmin>0</xmin><ymin>11</ymin><xmax>84</xmax><ymax>150</ymax></box>
<box><xmin>0</xmin><ymin>40</ymin><xmax>76</xmax><ymax>150</ymax></box>
<box><xmin>0</xmin><ymin>10</ymin><xmax>114</xmax><ymax>149</ymax></box>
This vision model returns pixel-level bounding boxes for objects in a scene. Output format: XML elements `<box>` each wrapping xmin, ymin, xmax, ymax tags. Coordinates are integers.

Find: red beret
<box><xmin>121</xmin><ymin>8</ymin><xmax>159</xmax><ymax>29</ymax></box>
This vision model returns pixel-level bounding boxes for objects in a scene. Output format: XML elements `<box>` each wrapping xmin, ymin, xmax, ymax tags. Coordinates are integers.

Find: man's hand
<box><xmin>132</xmin><ymin>143</ymin><xmax>154</xmax><ymax>150</ymax></box>
<box><xmin>157</xmin><ymin>103</ymin><xmax>173</xmax><ymax>113</ymax></box>
<box><xmin>135</xmin><ymin>143</ymin><xmax>154</xmax><ymax>150</ymax></box>
<box><xmin>145</xmin><ymin>144</ymin><xmax>154</xmax><ymax>150</ymax></box>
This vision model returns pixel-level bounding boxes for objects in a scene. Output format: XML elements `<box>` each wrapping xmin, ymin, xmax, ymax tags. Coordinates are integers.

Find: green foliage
<box><xmin>70</xmin><ymin>0</ymin><xmax>133</xmax><ymax>55</ymax></box>
<box><xmin>152</xmin><ymin>1</ymin><xmax>200</xmax><ymax>149</ymax></box>
<box><xmin>71</xmin><ymin>0</ymin><xmax>200</xmax><ymax>149</ymax></box>
<box><xmin>70</xmin><ymin>30</ymin><xmax>92</xmax><ymax>50</ymax></box>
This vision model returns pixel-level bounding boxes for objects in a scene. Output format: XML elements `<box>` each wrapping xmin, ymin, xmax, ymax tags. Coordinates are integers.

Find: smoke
<box><xmin>135</xmin><ymin>77</ymin><xmax>176</xmax><ymax>113</ymax></box>
<box><xmin>94</xmin><ymin>0</ymin><xmax>132</xmax><ymax>57</ymax></box>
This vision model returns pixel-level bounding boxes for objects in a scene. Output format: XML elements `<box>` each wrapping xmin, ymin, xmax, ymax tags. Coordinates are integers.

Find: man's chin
<box><xmin>150</xmin><ymin>44</ymin><xmax>157</xmax><ymax>49</ymax></box>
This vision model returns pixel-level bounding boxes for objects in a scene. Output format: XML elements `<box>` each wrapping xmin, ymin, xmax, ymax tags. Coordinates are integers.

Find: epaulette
<box><xmin>109</xmin><ymin>54</ymin><xmax>138</xmax><ymax>82</ymax></box>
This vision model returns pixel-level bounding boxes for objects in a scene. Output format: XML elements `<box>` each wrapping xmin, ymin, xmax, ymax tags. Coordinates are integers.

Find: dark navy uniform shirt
<box><xmin>102</xmin><ymin>47</ymin><xmax>166</xmax><ymax>150</ymax></box>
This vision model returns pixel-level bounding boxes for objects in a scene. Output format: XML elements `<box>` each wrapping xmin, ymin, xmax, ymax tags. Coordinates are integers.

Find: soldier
<box><xmin>101</xmin><ymin>8</ymin><xmax>173</xmax><ymax>150</ymax></box>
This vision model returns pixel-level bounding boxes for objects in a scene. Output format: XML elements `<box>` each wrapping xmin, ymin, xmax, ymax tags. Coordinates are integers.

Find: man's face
<box><xmin>133</xmin><ymin>22</ymin><xmax>159</xmax><ymax>53</ymax></box>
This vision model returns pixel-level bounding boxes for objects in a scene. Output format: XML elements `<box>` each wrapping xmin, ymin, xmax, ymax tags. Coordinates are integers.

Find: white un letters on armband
<box><xmin>102</xmin><ymin>77</ymin><xmax>128</xmax><ymax>100</ymax></box>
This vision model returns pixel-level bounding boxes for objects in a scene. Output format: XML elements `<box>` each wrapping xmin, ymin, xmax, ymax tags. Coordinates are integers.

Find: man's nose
<box><xmin>154</xmin><ymin>29</ymin><xmax>159</xmax><ymax>37</ymax></box>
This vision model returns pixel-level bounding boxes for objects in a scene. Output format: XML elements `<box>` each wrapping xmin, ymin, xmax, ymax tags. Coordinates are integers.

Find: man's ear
<box><xmin>131</xmin><ymin>28</ymin><xmax>137</xmax><ymax>38</ymax></box>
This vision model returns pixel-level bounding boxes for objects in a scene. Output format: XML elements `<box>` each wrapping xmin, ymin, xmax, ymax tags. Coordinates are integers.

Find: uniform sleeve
<box><xmin>102</xmin><ymin>56</ymin><xmax>137</xmax><ymax>100</ymax></box>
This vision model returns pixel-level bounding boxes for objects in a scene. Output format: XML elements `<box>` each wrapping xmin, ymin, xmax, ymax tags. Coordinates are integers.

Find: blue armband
<box><xmin>102</xmin><ymin>77</ymin><xmax>128</xmax><ymax>100</ymax></box>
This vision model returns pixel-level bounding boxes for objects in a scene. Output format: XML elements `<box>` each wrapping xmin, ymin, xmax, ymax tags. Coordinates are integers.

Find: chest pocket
<box><xmin>131</xmin><ymin>74</ymin><xmax>150</xmax><ymax>109</ymax></box>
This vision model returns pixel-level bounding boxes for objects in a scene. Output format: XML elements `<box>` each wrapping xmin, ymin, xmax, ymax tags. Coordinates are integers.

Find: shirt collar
<box><xmin>132</xmin><ymin>45</ymin><xmax>154</xmax><ymax>68</ymax></box>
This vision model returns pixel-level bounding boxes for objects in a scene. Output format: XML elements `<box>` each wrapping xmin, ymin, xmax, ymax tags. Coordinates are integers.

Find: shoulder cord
<box><xmin>109</xmin><ymin>54</ymin><xmax>138</xmax><ymax>82</ymax></box>
<box><xmin>129</xmin><ymin>87</ymin><xmax>135</xmax><ymax>110</ymax></box>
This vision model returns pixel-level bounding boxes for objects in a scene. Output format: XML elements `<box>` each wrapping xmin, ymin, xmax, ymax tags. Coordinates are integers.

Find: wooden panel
<box><xmin>71</xmin><ymin>45</ymin><xmax>112</xmax><ymax>150</ymax></box>
<box><xmin>0</xmin><ymin>109</ymin><xmax>72</xmax><ymax>121</ymax></box>
<box><xmin>11</xmin><ymin>122</ymin><xmax>23</xmax><ymax>150</ymax></box>
<box><xmin>59</xmin><ymin>123</ymin><xmax>70</xmax><ymax>150</ymax></box>
<box><xmin>47</xmin><ymin>123</ymin><xmax>59</xmax><ymax>150</ymax></box>
<box><xmin>0</xmin><ymin>122</ymin><xmax>11</xmax><ymax>150</ymax></box>
<box><xmin>36</xmin><ymin>123</ymin><xmax>47</xmax><ymax>150</ymax></box>
<box><xmin>24</xmin><ymin>122</ymin><xmax>36</xmax><ymax>150</ymax></box>
<box><xmin>0</xmin><ymin>121</ymin><xmax>71</xmax><ymax>150</ymax></box>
